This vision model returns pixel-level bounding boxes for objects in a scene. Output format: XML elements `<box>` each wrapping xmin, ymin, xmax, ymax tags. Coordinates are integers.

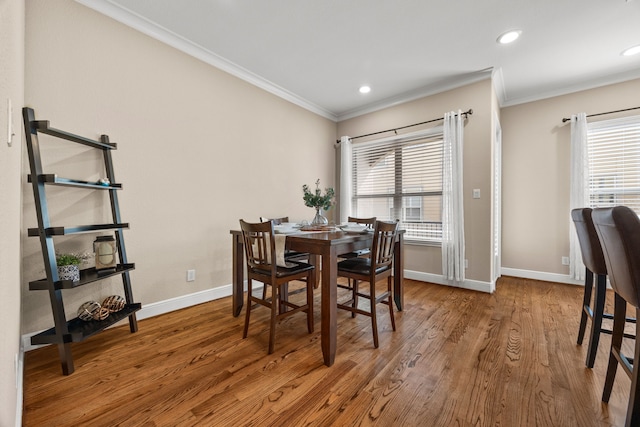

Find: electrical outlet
<box><xmin>187</xmin><ymin>269</ymin><xmax>196</xmax><ymax>282</ymax></box>
<box><xmin>464</xmin><ymin>259</ymin><xmax>469</xmax><ymax>268</ymax></box>
<box><xmin>562</xmin><ymin>256</ymin><xmax>569</xmax><ymax>266</ymax></box>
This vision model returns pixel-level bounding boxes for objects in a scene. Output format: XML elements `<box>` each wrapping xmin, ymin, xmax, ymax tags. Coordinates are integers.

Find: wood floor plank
<box><xmin>23</xmin><ymin>277</ymin><xmax>633</xmax><ymax>426</ymax></box>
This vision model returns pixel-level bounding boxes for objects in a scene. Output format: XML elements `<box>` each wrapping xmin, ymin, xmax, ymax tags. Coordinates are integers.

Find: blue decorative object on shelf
<box><xmin>98</xmin><ymin>178</ymin><xmax>110</xmax><ymax>186</ymax></box>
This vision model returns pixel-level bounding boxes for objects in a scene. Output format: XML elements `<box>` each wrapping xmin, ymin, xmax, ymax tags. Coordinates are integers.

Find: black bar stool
<box><xmin>592</xmin><ymin>206</ymin><xmax>640</xmax><ymax>427</ymax></box>
<box><xmin>571</xmin><ymin>208</ymin><xmax>611</xmax><ymax>368</ymax></box>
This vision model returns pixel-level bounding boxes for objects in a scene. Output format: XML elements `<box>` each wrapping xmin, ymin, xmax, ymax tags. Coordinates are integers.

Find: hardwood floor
<box><xmin>23</xmin><ymin>277</ymin><xmax>633</xmax><ymax>426</ymax></box>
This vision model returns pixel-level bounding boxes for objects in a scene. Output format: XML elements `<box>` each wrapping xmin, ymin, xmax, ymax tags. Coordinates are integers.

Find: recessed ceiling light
<box><xmin>622</xmin><ymin>45</ymin><xmax>640</xmax><ymax>56</ymax></box>
<box><xmin>359</xmin><ymin>86</ymin><xmax>371</xmax><ymax>94</ymax></box>
<box><xmin>497</xmin><ymin>30</ymin><xmax>522</xmax><ymax>45</ymax></box>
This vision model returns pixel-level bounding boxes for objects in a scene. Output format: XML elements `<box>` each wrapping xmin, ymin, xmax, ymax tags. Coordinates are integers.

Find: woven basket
<box><xmin>102</xmin><ymin>295</ymin><xmax>126</xmax><ymax>312</ymax></box>
<box><xmin>93</xmin><ymin>306</ymin><xmax>110</xmax><ymax>321</ymax></box>
<box><xmin>78</xmin><ymin>301</ymin><xmax>110</xmax><ymax>321</ymax></box>
<box><xmin>77</xmin><ymin>301</ymin><xmax>101</xmax><ymax>321</ymax></box>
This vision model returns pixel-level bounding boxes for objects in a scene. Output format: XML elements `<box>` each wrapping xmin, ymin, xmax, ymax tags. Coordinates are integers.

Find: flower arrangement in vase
<box><xmin>302</xmin><ymin>179</ymin><xmax>335</xmax><ymax>225</ymax></box>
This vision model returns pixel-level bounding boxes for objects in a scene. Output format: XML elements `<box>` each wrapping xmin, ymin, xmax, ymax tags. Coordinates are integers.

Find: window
<box><xmin>403</xmin><ymin>193</ymin><xmax>423</xmax><ymax>222</ymax></box>
<box><xmin>387</xmin><ymin>187</ymin><xmax>423</xmax><ymax>221</ymax></box>
<box><xmin>587</xmin><ymin>115</ymin><xmax>640</xmax><ymax>212</ymax></box>
<box><xmin>351</xmin><ymin>129</ymin><xmax>443</xmax><ymax>243</ymax></box>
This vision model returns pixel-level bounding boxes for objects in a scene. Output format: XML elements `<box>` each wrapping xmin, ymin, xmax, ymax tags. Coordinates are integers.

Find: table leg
<box><xmin>321</xmin><ymin>248</ymin><xmax>338</xmax><ymax>366</ymax></box>
<box><xmin>232</xmin><ymin>234</ymin><xmax>244</xmax><ymax>317</ymax></box>
<box><xmin>309</xmin><ymin>254</ymin><xmax>320</xmax><ymax>288</ymax></box>
<box><xmin>393</xmin><ymin>233</ymin><xmax>404</xmax><ymax>311</ymax></box>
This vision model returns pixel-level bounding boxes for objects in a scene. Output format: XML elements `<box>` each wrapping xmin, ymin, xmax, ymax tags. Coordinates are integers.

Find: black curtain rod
<box><xmin>336</xmin><ymin>108</ymin><xmax>473</xmax><ymax>144</ymax></box>
<box><xmin>561</xmin><ymin>106</ymin><xmax>640</xmax><ymax>123</ymax></box>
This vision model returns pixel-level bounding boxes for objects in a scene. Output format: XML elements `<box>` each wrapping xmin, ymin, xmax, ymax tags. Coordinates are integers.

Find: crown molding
<box><xmin>336</xmin><ymin>69</ymin><xmax>493</xmax><ymax>121</ymax></box>
<box><xmin>500</xmin><ymin>68</ymin><xmax>640</xmax><ymax>108</ymax></box>
<box><xmin>75</xmin><ymin>0</ymin><xmax>338</xmax><ymax>121</ymax></box>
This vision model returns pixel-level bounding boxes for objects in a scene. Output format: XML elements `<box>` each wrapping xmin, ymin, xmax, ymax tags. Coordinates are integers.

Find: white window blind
<box><xmin>588</xmin><ymin>115</ymin><xmax>640</xmax><ymax>213</ymax></box>
<box><xmin>351</xmin><ymin>127</ymin><xmax>443</xmax><ymax>242</ymax></box>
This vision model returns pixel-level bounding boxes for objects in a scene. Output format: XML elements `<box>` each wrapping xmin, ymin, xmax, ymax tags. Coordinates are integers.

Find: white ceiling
<box><xmin>78</xmin><ymin>0</ymin><xmax>640</xmax><ymax>121</ymax></box>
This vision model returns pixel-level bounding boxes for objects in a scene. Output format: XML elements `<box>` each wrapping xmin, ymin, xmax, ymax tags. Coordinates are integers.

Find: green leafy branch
<box><xmin>303</xmin><ymin>179</ymin><xmax>335</xmax><ymax>211</ymax></box>
<box><xmin>56</xmin><ymin>252</ymin><xmax>90</xmax><ymax>266</ymax></box>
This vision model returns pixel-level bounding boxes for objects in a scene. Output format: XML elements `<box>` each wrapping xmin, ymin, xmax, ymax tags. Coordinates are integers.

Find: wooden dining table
<box><xmin>230</xmin><ymin>227</ymin><xmax>404</xmax><ymax>366</ymax></box>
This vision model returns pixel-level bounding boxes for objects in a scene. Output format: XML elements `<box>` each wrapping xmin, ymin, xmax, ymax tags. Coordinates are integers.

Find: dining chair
<box><xmin>260</xmin><ymin>216</ymin><xmax>308</xmax><ymax>261</ymax></box>
<box><xmin>337</xmin><ymin>220</ymin><xmax>398</xmax><ymax>348</ymax></box>
<box><xmin>571</xmin><ymin>208</ymin><xmax>614</xmax><ymax>368</ymax></box>
<box><xmin>259</xmin><ymin>216</ymin><xmax>313</xmax><ymax>301</ymax></box>
<box><xmin>340</xmin><ymin>216</ymin><xmax>377</xmax><ymax>259</ymax></box>
<box><xmin>239</xmin><ymin>219</ymin><xmax>315</xmax><ymax>354</ymax></box>
<box><xmin>592</xmin><ymin>206</ymin><xmax>640</xmax><ymax>427</ymax></box>
<box><xmin>338</xmin><ymin>216</ymin><xmax>377</xmax><ymax>314</ymax></box>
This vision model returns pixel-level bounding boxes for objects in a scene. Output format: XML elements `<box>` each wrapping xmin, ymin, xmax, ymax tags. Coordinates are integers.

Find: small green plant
<box><xmin>303</xmin><ymin>179</ymin><xmax>335</xmax><ymax>211</ymax></box>
<box><xmin>56</xmin><ymin>252</ymin><xmax>89</xmax><ymax>266</ymax></box>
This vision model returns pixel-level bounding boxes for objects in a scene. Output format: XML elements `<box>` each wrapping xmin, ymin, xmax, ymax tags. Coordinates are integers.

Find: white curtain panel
<box><xmin>441</xmin><ymin>110</ymin><xmax>465</xmax><ymax>284</ymax></box>
<box><xmin>338</xmin><ymin>136</ymin><xmax>353</xmax><ymax>224</ymax></box>
<box><xmin>569</xmin><ymin>113</ymin><xmax>588</xmax><ymax>281</ymax></box>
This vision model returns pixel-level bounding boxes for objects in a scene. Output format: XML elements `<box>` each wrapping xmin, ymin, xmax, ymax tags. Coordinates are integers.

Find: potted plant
<box><xmin>303</xmin><ymin>179</ymin><xmax>335</xmax><ymax>225</ymax></box>
<box><xmin>56</xmin><ymin>252</ymin><xmax>89</xmax><ymax>282</ymax></box>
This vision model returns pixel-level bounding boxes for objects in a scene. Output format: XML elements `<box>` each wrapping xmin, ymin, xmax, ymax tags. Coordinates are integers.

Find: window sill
<box><xmin>404</xmin><ymin>239</ymin><xmax>441</xmax><ymax>248</ymax></box>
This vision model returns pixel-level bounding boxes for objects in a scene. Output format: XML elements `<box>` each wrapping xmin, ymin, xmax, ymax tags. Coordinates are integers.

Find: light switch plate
<box><xmin>472</xmin><ymin>189</ymin><xmax>481</xmax><ymax>199</ymax></box>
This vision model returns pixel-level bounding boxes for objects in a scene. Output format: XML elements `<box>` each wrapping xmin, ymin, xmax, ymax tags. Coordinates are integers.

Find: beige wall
<box><xmin>22</xmin><ymin>0</ymin><xmax>336</xmax><ymax>334</ymax></box>
<box><xmin>501</xmin><ymin>78</ymin><xmax>640</xmax><ymax>275</ymax></box>
<box><xmin>337</xmin><ymin>79</ymin><xmax>494</xmax><ymax>285</ymax></box>
<box><xmin>12</xmin><ymin>0</ymin><xmax>640</xmax><ymax>424</ymax></box>
<box><xmin>0</xmin><ymin>0</ymin><xmax>25</xmax><ymax>424</ymax></box>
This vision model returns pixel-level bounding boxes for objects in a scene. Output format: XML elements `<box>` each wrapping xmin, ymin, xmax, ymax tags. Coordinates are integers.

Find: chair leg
<box><xmin>352</xmin><ymin>279</ymin><xmax>358</xmax><ymax>318</ymax></box>
<box><xmin>387</xmin><ymin>276</ymin><xmax>396</xmax><ymax>331</ymax></box>
<box><xmin>585</xmin><ymin>273</ymin><xmax>606</xmax><ymax>368</ymax></box>
<box><xmin>306</xmin><ymin>273</ymin><xmax>314</xmax><ymax>334</ymax></box>
<box><xmin>280</xmin><ymin>282</ymin><xmax>289</xmax><ymax>315</ymax></box>
<box><xmin>603</xmin><ymin>293</ymin><xmax>626</xmax><ymax>403</ymax></box>
<box><xmin>370</xmin><ymin>281</ymin><xmax>379</xmax><ymax>348</ymax></box>
<box><xmin>268</xmin><ymin>285</ymin><xmax>278</xmax><ymax>354</ymax></box>
<box><xmin>577</xmin><ymin>268</ymin><xmax>594</xmax><ymax>345</ymax></box>
<box><xmin>243</xmin><ymin>279</ymin><xmax>253</xmax><ymax>339</ymax></box>
<box><xmin>627</xmin><ymin>309</ymin><xmax>640</xmax><ymax>427</ymax></box>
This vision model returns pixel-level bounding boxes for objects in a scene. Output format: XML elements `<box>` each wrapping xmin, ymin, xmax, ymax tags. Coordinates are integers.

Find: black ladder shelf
<box><xmin>23</xmin><ymin>107</ymin><xmax>141</xmax><ymax>375</ymax></box>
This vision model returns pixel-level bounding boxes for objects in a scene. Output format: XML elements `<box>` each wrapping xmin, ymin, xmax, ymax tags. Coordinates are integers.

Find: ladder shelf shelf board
<box><xmin>23</xmin><ymin>106</ymin><xmax>140</xmax><ymax>375</ymax></box>
<box><xmin>34</xmin><ymin>120</ymin><xmax>117</xmax><ymax>149</ymax></box>
<box><xmin>28</xmin><ymin>174</ymin><xmax>123</xmax><ymax>190</ymax></box>
<box><xmin>28</xmin><ymin>223</ymin><xmax>130</xmax><ymax>237</ymax></box>
<box><xmin>30</xmin><ymin>304</ymin><xmax>142</xmax><ymax>345</ymax></box>
<box><xmin>28</xmin><ymin>264</ymin><xmax>136</xmax><ymax>290</ymax></box>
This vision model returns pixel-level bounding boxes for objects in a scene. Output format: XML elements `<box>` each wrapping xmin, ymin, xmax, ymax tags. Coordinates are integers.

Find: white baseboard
<box><xmin>136</xmin><ymin>284</ymin><xmax>234</xmax><ymax>321</ymax></box>
<box><xmin>405</xmin><ymin>270</ymin><xmax>494</xmax><ymax>293</ymax></box>
<box><xmin>500</xmin><ymin>267</ymin><xmax>584</xmax><ymax>286</ymax></box>
<box><xmin>404</xmin><ymin>267</ymin><xmax>584</xmax><ymax>293</ymax></box>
